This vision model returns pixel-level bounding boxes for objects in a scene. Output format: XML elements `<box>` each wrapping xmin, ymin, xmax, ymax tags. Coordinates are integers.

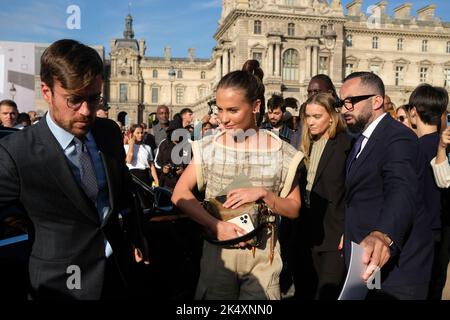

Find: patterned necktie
<box><xmin>346</xmin><ymin>134</ymin><xmax>365</xmax><ymax>174</ymax></box>
<box><xmin>73</xmin><ymin>137</ymin><xmax>98</xmax><ymax>203</ymax></box>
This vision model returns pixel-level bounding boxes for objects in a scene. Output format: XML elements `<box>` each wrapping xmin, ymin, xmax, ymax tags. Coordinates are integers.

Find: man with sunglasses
<box><xmin>0</xmin><ymin>39</ymin><xmax>148</xmax><ymax>299</ymax></box>
<box><xmin>339</xmin><ymin>72</ymin><xmax>433</xmax><ymax>300</ymax></box>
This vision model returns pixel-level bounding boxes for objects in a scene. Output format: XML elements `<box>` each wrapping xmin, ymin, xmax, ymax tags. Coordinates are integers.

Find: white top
<box><xmin>124</xmin><ymin>144</ymin><xmax>154</xmax><ymax>170</ymax></box>
<box><xmin>357</xmin><ymin>113</ymin><xmax>387</xmax><ymax>158</ymax></box>
<box><xmin>430</xmin><ymin>157</ymin><xmax>450</xmax><ymax>188</ymax></box>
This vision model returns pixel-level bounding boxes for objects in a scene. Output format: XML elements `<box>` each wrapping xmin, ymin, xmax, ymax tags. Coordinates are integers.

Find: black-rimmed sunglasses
<box><xmin>336</xmin><ymin>94</ymin><xmax>377</xmax><ymax>111</ymax></box>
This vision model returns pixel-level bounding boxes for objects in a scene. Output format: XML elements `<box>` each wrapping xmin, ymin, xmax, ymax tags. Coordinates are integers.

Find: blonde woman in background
<box><xmin>293</xmin><ymin>93</ymin><xmax>351</xmax><ymax>300</ymax></box>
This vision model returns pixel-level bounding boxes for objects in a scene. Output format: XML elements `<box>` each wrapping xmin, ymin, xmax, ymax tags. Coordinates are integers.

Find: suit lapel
<box><xmin>91</xmin><ymin>124</ymin><xmax>117</xmax><ymax>226</ymax></box>
<box><xmin>35</xmin><ymin>119</ymin><xmax>99</xmax><ymax>224</ymax></box>
<box><xmin>99</xmin><ymin>151</ymin><xmax>116</xmax><ymax>226</ymax></box>
<box><xmin>312</xmin><ymin>138</ymin><xmax>336</xmax><ymax>190</ymax></box>
<box><xmin>346</xmin><ymin>114</ymin><xmax>390</xmax><ymax>186</ymax></box>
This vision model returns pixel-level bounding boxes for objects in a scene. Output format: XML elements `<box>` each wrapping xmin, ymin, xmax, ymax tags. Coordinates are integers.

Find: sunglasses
<box><xmin>336</xmin><ymin>94</ymin><xmax>377</xmax><ymax>111</ymax></box>
<box><xmin>398</xmin><ymin>116</ymin><xmax>406</xmax><ymax>122</ymax></box>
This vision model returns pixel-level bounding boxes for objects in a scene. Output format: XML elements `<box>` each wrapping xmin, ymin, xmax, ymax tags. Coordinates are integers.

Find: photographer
<box><xmin>155</xmin><ymin>117</ymin><xmax>190</xmax><ymax>191</ymax></box>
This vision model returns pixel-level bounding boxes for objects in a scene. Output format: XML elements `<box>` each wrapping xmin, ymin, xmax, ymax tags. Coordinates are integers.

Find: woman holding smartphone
<box><xmin>172</xmin><ymin>60</ymin><xmax>304</xmax><ymax>300</ymax></box>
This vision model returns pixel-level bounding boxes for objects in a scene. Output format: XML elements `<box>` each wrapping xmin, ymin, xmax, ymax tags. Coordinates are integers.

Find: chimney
<box><xmin>346</xmin><ymin>0</ymin><xmax>362</xmax><ymax>17</ymax></box>
<box><xmin>417</xmin><ymin>4</ymin><xmax>436</xmax><ymax>21</ymax></box>
<box><xmin>373</xmin><ymin>1</ymin><xmax>388</xmax><ymax>17</ymax></box>
<box><xmin>139</xmin><ymin>39</ymin><xmax>146</xmax><ymax>57</ymax></box>
<box><xmin>394</xmin><ymin>3</ymin><xmax>411</xmax><ymax>20</ymax></box>
<box><xmin>165</xmin><ymin>46</ymin><xmax>171</xmax><ymax>62</ymax></box>
<box><xmin>188</xmin><ymin>48</ymin><xmax>195</xmax><ymax>62</ymax></box>
<box><xmin>236</xmin><ymin>0</ymin><xmax>248</xmax><ymax>9</ymax></box>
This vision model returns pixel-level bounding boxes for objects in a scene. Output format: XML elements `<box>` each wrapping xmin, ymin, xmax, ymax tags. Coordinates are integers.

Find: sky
<box><xmin>1</xmin><ymin>0</ymin><xmax>450</xmax><ymax>59</ymax></box>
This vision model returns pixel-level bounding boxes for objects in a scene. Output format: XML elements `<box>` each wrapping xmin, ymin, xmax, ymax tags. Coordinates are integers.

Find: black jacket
<box><xmin>0</xmin><ymin>116</ymin><xmax>143</xmax><ymax>299</ymax></box>
<box><xmin>298</xmin><ymin>131</ymin><xmax>351</xmax><ymax>252</ymax></box>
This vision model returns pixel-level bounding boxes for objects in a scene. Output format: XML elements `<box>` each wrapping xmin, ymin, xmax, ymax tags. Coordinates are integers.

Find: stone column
<box><xmin>267</xmin><ymin>43</ymin><xmax>274</xmax><ymax>76</ymax></box>
<box><xmin>230</xmin><ymin>49</ymin><xmax>235</xmax><ymax>71</ymax></box>
<box><xmin>111</xmin><ymin>59</ymin><xmax>115</xmax><ymax>76</ymax></box>
<box><xmin>222</xmin><ymin>49</ymin><xmax>229</xmax><ymax>76</ymax></box>
<box><xmin>312</xmin><ymin>45</ymin><xmax>319</xmax><ymax>76</ymax></box>
<box><xmin>216</xmin><ymin>54</ymin><xmax>222</xmax><ymax>82</ymax></box>
<box><xmin>305</xmin><ymin>46</ymin><xmax>311</xmax><ymax>79</ymax></box>
<box><xmin>274</xmin><ymin>43</ymin><xmax>281</xmax><ymax>77</ymax></box>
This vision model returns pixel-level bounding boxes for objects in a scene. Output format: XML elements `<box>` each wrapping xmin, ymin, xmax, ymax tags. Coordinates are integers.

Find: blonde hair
<box><xmin>299</xmin><ymin>93</ymin><xmax>346</xmax><ymax>164</ymax></box>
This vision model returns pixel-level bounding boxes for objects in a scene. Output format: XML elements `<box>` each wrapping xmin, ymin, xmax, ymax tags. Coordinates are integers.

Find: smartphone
<box><xmin>447</xmin><ymin>113</ymin><xmax>450</xmax><ymax>127</ymax></box>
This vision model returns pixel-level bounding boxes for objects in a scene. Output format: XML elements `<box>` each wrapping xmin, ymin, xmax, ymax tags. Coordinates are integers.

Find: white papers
<box><xmin>338</xmin><ymin>241</ymin><xmax>369</xmax><ymax>300</ymax></box>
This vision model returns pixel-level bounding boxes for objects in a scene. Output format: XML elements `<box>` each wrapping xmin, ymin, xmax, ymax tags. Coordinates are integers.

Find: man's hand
<box><xmin>360</xmin><ymin>231</ymin><xmax>391</xmax><ymax>281</ymax></box>
<box><xmin>134</xmin><ymin>248</ymin><xmax>146</xmax><ymax>264</ymax></box>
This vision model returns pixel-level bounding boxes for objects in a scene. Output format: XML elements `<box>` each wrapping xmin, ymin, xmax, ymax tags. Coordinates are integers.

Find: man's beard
<box><xmin>347</xmin><ymin>113</ymin><xmax>370</xmax><ymax>134</ymax></box>
<box><xmin>270</xmin><ymin>119</ymin><xmax>282</xmax><ymax>128</ymax></box>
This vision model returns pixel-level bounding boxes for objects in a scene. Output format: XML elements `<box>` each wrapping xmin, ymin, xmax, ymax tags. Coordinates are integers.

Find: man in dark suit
<box><xmin>339</xmin><ymin>72</ymin><xmax>434</xmax><ymax>300</ymax></box>
<box><xmin>0</xmin><ymin>39</ymin><xmax>147</xmax><ymax>299</ymax></box>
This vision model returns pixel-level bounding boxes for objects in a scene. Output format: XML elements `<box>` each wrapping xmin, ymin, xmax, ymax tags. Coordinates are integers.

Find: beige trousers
<box><xmin>195</xmin><ymin>234</ymin><xmax>282</xmax><ymax>300</ymax></box>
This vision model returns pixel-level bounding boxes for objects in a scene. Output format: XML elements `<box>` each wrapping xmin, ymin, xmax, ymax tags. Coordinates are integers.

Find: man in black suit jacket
<box><xmin>0</xmin><ymin>39</ymin><xmax>147</xmax><ymax>299</ymax></box>
<box><xmin>339</xmin><ymin>72</ymin><xmax>434</xmax><ymax>300</ymax></box>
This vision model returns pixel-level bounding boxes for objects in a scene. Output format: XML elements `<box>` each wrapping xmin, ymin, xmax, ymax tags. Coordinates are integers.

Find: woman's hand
<box><xmin>223</xmin><ymin>187</ymin><xmax>266</xmax><ymax>209</ymax></box>
<box><xmin>440</xmin><ymin>127</ymin><xmax>450</xmax><ymax>149</ymax></box>
<box><xmin>214</xmin><ymin>220</ymin><xmax>248</xmax><ymax>248</ymax></box>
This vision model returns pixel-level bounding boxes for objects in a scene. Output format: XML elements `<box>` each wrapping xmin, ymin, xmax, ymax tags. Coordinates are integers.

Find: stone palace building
<box><xmin>25</xmin><ymin>0</ymin><xmax>450</xmax><ymax>125</ymax></box>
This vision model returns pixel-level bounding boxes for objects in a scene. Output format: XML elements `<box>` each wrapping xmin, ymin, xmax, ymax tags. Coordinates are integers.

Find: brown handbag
<box><xmin>202</xmin><ymin>196</ymin><xmax>275</xmax><ymax>248</ymax></box>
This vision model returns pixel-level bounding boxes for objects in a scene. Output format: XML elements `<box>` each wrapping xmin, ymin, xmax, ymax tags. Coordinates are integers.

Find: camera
<box><xmin>207</xmin><ymin>99</ymin><xmax>216</xmax><ymax>116</ymax></box>
<box><xmin>447</xmin><ymin>113</ymin><xmax>450</xmax><ymax>127</ymax></box>
<box><xmin>162</xmin><ymin>162</ymin><xmax>181</xmax><ymax>177</ymax></box>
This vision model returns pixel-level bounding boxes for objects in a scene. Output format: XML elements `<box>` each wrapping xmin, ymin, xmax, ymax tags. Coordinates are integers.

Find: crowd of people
<box><xmin>1</xmin><ymin>38</ymin><xmax>450</xmax><ymax>301</ymax></box>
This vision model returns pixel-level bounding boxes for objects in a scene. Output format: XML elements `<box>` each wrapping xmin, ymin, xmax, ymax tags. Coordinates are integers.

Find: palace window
<box><xmin>370</xmin><ymin>64</ymin><xmax>380</xmax><ymax>75</ymax></box>
<box><xmin>282</xmin><ymin>49</ymin><xmax>299</xmax><ymax>81</ymax></box>
<box><xmin>288</xmin><ymin>23</ymin><xmax>295</xmax><ymax>36</ymax></box>
<box><xmin>177</xmin><ymin>70</ymin><xmax>183</xmax><ymax>79</ymax></box>
<box><xmin>252</xmin><ymin>52</ymin><xmax>263</xmax><ymax>64</ymax></box>
<box><xmin>320</xmin><ymin>25</ymin><xmax>327</xmax><ymax>36</ymax></box>
<box><xmin>346</xmin><ymin>35</ymin><xmax>353</xmax><ymax>47</ymax></box>
<box><xmin>444</xmin><ymin>69</ymin><xmax>450</xmax><ymax>88</ymax></box>
<box><xmin>422</xmin><ymin>40</ymin><xmax>428</xmax><ymax>52</ymax></box>
<box><xmin>176</xmin><ymin>87</ymin><xmax>184</xmax><ymax>104</ymax></box>
<box><xmin>152</xmin><ymin>69</ymin><xmax>158</xmax><ymax>78</ymax></box>
<box><xmin>151</xmin><ymin>87</ymin><xmax>158</xmax><ymax>104</ymax></box>
<box><xmin>372</xmin><ymin>36</ymin><xmax>378</xmax><ymax>49</ymax></box>
<box><xmin>420</xmin><ymin>67</ymin><xmax>428</xmax><ymax>83</ymax></box>
<box><xmin>198</xmin><ymin>86</ymin><xmax>206</xmax><ymax>98</ymax></box>
<box><xmin>201</xmin><ymin>71</ymin><xmax>206</xmax><ymax>79</ymax></box>
<box><xmin>319</xmin><ymin>56</ymin><xmax>329</xmax><ymax>75</ymax></box>
<box><xmin>397</xmin><ymin>38</ymin><xmax>403</xmax><ymax>51</ymax></box>
<box><xmin>395</xmin><ymin>66</ymin><xmax>404</xmax><ymax>86</ymax></box>
<box><xmin>119</xmin><ymin>84</ymin><xmax>128</xmax><ymax>102</ymax></box>
<box><xmin>254</xmin><ymin>20</ymin><xmax>262</xmax><ymax>35</ymax></box>
<box><xmin>345</xmin><ymin>63</ymin><xmax>354</xmax><ymax>77</ymax></box>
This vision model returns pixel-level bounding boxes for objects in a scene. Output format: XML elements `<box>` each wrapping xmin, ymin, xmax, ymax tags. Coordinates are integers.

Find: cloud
<box><xmin>0</xmin><ymin>1</ymin><xmax>68</xmax><ymax>40</ymax></box>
